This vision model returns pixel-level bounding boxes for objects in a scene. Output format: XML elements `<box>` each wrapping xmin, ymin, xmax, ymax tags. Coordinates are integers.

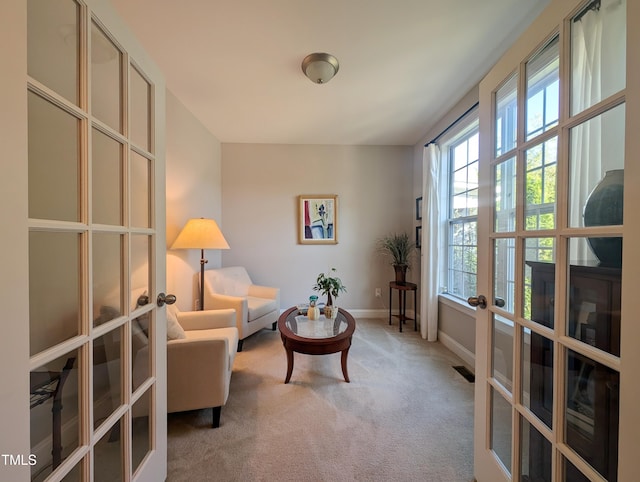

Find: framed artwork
<box><xmin>298</xmin><ymin>195</ymin><xmax>338</xmax><ymax>244</ymax></box>
<box><xmin>416</xmin><ymin>197</ymin><xmax>423</xmax><ymax>220</ymax></box>
<box><xmin>416</xmin><ymin>225</ymin><xmax>422</xmax><ymax>249</ymax></box>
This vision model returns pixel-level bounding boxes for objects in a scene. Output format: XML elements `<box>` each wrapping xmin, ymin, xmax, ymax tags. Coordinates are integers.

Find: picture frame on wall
<box><xmin>416</xmin><ymin>225</ymin><xmax>422</xmax><ymax>249</ymax></box>
<box><xmin>416</xmin><ymin>197</ymin><xmax>423</xmax><ymax>220</ymax></box>
<box><xmin>298</xmin><ymin>195</ymin><xmax>338</xmax><ymax>244</ymax></box>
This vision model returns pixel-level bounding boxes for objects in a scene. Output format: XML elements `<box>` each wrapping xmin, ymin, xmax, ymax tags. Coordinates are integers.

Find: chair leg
<box><xmin>272</xmin><ymin>321</ymin><xmax>277</xmax><ymax>331</ymax></box>
<box><xmin>212</xmin><ymin>406</ymin><xmax>222</xmax><ymax>428</ymax></box>
<box><xmin>237</xmin><ymin>339</ymin><xmax>244</xmax><ymax>352</ymax></box>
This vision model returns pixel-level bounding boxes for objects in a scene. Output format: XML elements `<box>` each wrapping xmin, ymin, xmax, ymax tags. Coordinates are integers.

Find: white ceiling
<box><xmin>110</xmin><ymin>0</ymin><xmax>549</xmax><ymax>146</ymax></box>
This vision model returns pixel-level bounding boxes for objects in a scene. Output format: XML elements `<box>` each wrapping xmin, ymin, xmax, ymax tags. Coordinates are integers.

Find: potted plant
<box><xmin>313</xmin><ymin>268</ymin><xmax>347</xmax><ymax>319</ymax></box>
<box><xmin>377</xmin><ymin>232</ymin><xmax>416</xmax><ymax>284</ymax></box>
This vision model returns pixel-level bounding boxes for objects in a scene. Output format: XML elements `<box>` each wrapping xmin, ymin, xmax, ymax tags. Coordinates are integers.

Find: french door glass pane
<box><xmin>93</xmin><ymin>233</ymin><xmax>123</xmax><ymax>327</ymax></box>
<box><xmin>131</xmin><ymin>235</ymin><xmax>150</xmax><ymax>309</ymax></box>
<box><xmin>568</xmin><ymin>103</ymin><xmax>625</xmax><ymax>230</ymax></box>
<box><xmin>130</xmin><ymin>65</ymin><xmax>151</xmax><ymax>152</ymax></box>
<box><xmin>567</xmin><ymin>239</ymin><xmax>621</xmax><ymax>356</ymax></box>
<box><xmin>495</xmin><ymin>74</ymin><xmax>518</xmax><ymax>157</ymax></box>
<box><xmin>525</xmin><ymin>137</ymin><xmax>557</xmax><ymax>230</ymax></box>
<box><xmin>494</xmin><ymin>238</ymin><xmax>515</xmax><ymax>313</ymax></box>
<box><xmin>30</xmin><ymin>350</ymin><xmax>79</xmax><ymax>481</ymax></box>
<box><xmin>520</xmin><ymin>415</ymin><xmax>551</xmax><ymax>482</ymax></box>
<box><xmin>131</xmin><ymin>318</ymin><xmax>150</xmax><ymax>392</ymax></box>
<box><xmin>94</xmin><ymin>417</ymin><xmax>124</xmax><ymax>481</ymax></box>
<box><xmin>566</xmin><ymin>350</ymin><xmax>619</xmax><ymax>481</ymax></box>
<box><xmin>93</xmin><ymin>328</ymin><xmax>122</xmax><ymax>430</ymax></box>
<box><xmin>571</xmin><ymin>0</ymin><xmax>626</xmax><ymax>116</ymax></box>
<box><xmin>92</xmin><ymin>128</ymin><xmax>123</xmax><ymax>226</ymax></box>
<box><xmin>492</xmin><ymin>314</ymin><xmax>514</xmax><ymax>393</ymax></box>
<box><xmin>131</xmin><ymin>151</ymin><xmax>151</xmax><ymax>228</ymax></box>
<box><xmin>526</xmin><ymin>36</ymin><xmax>559</xmax><ymax>141</ymax></box>
<box><xmin>494</xmin><ymin>157</ymin><xmax>516</xmax><ymax>233</ymax></box>
<box><xmin>132</xmin><ymin>389</ymin><xmax>151</xmax><ymax>474</ymax></box>
<box><xmin>28</xmin><ymin>92</ymin><xmax>80</xmax><ymax>222</ymax></box>
<box><xmin>524</xmin><ymin>237</ymin><xmax>555</xmax><ymax>324</ymax></box>
<box><xmin>522</xmin><ymin>327</ymin><xmax>553</xmax><ymax>429</ymax></box>
<box><xmin>490</xmin><ymin>386</ymin><xmax>512</xmax><ymax>474</ymax></box>
<box><xmin>91</xmin><ymin>22</ymin><xmax>122</xmax><ymax>133</ymax></box>
<box><xmin>29</xmin><ymin>231</ymin><xmax>80</xmax><ymax>355</ymax></box>
<box><xmin>27</xmin><ymin>0</ymin><xmax>79</xmax><ymax>105</ymax></box>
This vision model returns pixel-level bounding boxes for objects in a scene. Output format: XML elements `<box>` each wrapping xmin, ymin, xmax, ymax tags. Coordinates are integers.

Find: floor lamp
<box><xmin>171</xmin><ymin>218</ymin><xmax>230</xmax><ymax>310</ymax></box>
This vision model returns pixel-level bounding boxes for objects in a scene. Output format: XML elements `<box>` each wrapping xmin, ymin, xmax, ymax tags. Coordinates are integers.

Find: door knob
<box><xmin>157</xmin><ymin>293</ymin><xmax>177</xmax><ymax>307</ymax></box>
<box><xmin>467</xmin><ymin>295</ymin><xmax>487</xmax><ymax>309</ymax></box>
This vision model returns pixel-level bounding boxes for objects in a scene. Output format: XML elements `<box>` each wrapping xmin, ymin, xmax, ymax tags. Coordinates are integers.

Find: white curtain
<box><xmin>420</xmin><ymin>143</ymin><xmax>441</xmax><ymax>341</ymax></box>
<box><xmin>569</xmin><ymin>8</ymin><xmax>603</xmax><ymax>261</ymax></box>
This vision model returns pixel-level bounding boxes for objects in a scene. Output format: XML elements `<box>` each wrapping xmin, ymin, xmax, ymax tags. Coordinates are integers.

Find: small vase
<box><xmin>324</xmin><ymin>305</ymin><xmax>338</xmax><ymax>320</ymax></box>
<box><xmin>583</xmin><ymin>169</ymin><xmax>623</xmax><ymax>268</ymax></box>
<box><xmin>308</xmin><ymin>296</ymin><xmax>320</xmax><ymax>320</ymax></box>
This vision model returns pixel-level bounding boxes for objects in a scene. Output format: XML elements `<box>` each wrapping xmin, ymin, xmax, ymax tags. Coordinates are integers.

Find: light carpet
<box><xmin>167</xmin><ymin>317</ymin><xmax>475</xmax><ymax>482</ymax></box>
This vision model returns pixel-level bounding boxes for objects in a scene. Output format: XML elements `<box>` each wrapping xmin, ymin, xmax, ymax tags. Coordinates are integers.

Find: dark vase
<box><xmin>583</xmin><ymin>169</ymin><xmax>623</xmax><ymax>268</ymax></box>
<box><xmin>393</xmin><ymin>264</ymin><xmax>408</xmax><ymax>284</ymax></box>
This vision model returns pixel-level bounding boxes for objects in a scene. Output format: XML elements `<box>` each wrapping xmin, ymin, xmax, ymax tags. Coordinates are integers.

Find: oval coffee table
<box><xmin>277</xmin><ymin>306</ymin><xmax>356</xmax><ymax>383</ymax></box>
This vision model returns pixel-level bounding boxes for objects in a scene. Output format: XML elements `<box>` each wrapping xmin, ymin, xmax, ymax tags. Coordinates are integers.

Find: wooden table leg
<box><xmin>398</xmin><ymin>289</ymin><xmax>403</xmax><ymax>332</ymax></box>
<box><xmin>388</xmin><ymin>286</ymin><xmax>392</xmax><ymax>325</ymax></box>
<box><xmin>284</xmin><ymin>348</ymin><xmax>294</xmax><ymax>383</ymax></box>
<box><xmin>341</xmin><ymin>347</ymin><xmax>351</xmax><ymax>383</ymax></box>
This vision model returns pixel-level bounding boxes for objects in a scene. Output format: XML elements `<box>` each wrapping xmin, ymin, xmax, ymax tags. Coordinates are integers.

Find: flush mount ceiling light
<box><xmin>301</xmin><ymin>52</ymin><xmax>339</xmax><ymax>84</ymax></box>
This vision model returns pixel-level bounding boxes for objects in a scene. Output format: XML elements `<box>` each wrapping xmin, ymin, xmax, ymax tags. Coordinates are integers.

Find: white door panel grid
<box><xmin>474</xmin><ymin>0</ymin><xmax>639</xmax><ymax>481</ymax></box>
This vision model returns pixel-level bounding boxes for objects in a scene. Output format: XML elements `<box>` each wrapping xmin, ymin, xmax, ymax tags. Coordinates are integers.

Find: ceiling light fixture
<box><xmin>301</xmin><ymin>52</ymin><xmax>339</xmax><ymax>84</ymax></box>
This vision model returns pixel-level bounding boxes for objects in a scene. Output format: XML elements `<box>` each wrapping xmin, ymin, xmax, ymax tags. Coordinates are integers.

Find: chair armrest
<box><xmin>248</xmin><ymin>285</ymin><xmax>280</xmax><ymax>300</ymax></box>
<box><xmin>167</xmin><ymin>337</ymin><xmax>229</xmax><ymax>370</ymax></box>
<box><xmin>176</xmin><ymin>309</ymin><xmax>236</xmax><ymax>331</ymax></box>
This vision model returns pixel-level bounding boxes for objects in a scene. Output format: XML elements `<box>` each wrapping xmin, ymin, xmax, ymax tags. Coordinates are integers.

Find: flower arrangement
<box><xmin>313</xmin><ymin>267</ymin><xmax>347</xmax><ymax>306</ymax></box>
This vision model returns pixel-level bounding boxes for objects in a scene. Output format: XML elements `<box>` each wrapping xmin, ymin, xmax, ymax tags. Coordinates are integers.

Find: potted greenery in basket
<box><xmin>313</xmin><ymin>268</ymin><xmax>347</xmax><ymax>319</ymax></box>
<box><xmin>377</xmin><ymin>232</ymin><xmax>416</xmax><ymax>284</ymax></box>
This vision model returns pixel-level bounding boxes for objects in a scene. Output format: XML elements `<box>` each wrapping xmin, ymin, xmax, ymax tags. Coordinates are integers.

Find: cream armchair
<box><xmin>202</xmin><ymin>267</ymin><xmax>280</xmax><ymax>351</ymax></box>
<box><xmin>166</xmin><ymin>305</ymin><xmax>238</xmax><ymax>428</ymax></box>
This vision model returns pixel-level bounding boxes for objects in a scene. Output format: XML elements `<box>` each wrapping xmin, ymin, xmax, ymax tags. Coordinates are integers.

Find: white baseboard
<box><xmin>438</xmin><ymin>330</ymin><xmax>475</xmax><ymax>371</ymax></box>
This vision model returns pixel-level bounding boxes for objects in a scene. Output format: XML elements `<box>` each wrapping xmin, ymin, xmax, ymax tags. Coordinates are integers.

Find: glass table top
<box><xmin>285</xmin><ymin>312</ymin><xmax>348</xmax><ymax>340</ymax></box>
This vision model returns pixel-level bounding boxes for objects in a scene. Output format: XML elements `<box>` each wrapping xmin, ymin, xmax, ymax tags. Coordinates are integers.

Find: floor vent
<box><xmin>453</xmin><ymin>366</ymin><xmax>475</xmax><ymax>383</ymax></box>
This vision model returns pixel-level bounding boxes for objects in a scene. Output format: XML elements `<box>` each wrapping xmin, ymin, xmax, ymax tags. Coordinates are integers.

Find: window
<box><xmin>444</xmin><ymin>124</ymin><xmax>479</xmax><ymax>301</ymax></box>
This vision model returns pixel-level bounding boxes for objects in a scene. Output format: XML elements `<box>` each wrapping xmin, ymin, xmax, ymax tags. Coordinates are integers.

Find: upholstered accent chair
<box><xmin>166</xmin><ymin>304</ymin><xmax>238</xmax><ymax>428</ymax></box>
<box><xmin>202</xmin><ymin>266</ymin><xmax>280</xmax><ymax>351</ymax></box>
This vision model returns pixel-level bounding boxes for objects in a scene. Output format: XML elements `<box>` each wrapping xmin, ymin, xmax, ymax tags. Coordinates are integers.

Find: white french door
<box><xmin>474</xmin><ymin>0</ymin><xmax>640</xmax><ymax>481</ymax></box>
<box><xmin>1</xmin><ymin>0</ymin><xmax>166</xmax><ymax>480</ymax></box>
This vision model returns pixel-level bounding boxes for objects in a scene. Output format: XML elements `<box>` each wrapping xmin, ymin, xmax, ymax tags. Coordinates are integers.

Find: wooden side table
<box><xmin>388</xmin><ymin>281</ymin><xmax>417</xmax><ymax>332</ymax></box>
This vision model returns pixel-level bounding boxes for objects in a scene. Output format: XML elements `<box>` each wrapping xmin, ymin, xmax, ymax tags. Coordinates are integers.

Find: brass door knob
<box><xmin>467</xmin><ymin>295</ymin><xmax>488</xmax><ymax>309</ymax></box>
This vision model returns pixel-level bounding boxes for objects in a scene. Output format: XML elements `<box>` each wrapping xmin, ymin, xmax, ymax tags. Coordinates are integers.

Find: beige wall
<box><xmin>221</xmin><ymin>143</ymin><xmax>414</xmax><ymax>310</ymax></box>
<box><xmin>165</xmin><ymin>91</ymin><xmax>223</xmax><ymax>311</ymax></box>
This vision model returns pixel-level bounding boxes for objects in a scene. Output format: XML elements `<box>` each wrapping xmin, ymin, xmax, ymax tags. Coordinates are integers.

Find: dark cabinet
<box><xmin>527</xmin><ymin>261</ymin><xmax>620</xmax><ymax>482</ymax></box>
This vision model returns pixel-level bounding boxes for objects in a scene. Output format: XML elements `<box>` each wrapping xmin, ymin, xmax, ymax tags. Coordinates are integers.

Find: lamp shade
<box><xmin>171</xmin><ymin>218</ymin><xmax>230</xmax><ymax>250</ymax></box>
<box><xmin>302</xmin><ymin>52</ymin><xmax>339</xmax><ymax>84</ymax></box>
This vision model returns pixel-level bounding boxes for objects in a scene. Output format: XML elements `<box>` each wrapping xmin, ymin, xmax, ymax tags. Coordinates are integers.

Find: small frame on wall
<box><xmin>416</xmin><ymin>197</ymin><xmax>423</xmax><ymax>220</ymax></box>
<box><xmin>298</xmin><ymin>195</ymin><xmax>338</xmax><ymax>244</ymax></box>
<box><xmin>416</xmin><ymin>225</ymin><xmax>422</xmax><ymax>249</ymax></box>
